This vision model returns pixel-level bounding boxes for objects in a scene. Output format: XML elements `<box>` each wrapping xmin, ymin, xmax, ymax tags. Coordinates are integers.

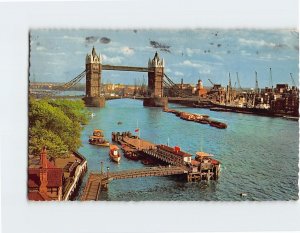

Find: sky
<box><xmin>29</xmin><ymin>29</ymin><xmax>299</xmax><ymax>88</ymax></box>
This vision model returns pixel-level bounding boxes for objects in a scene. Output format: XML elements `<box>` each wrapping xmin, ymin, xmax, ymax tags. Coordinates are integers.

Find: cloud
<box><xmin>240</xmin><ymin>50</ymin><xmax>252</xmax><ymax>56</ymax></box>
<box><xmin>239</xmin><ymin>38</ymin><xmax>279</xmax><ymax>48</ymax></box>
<box><xmin>75</xmin><ymin>51</ymin><xmax>85</xmax><ymax>55</ymax></box>
<box><xmin>198</xmin><ymin>69</ymin><xmax>211</xmax><ymax>74</ymax></box>
<box><xmin>174</xmin><ymin>71</ymin><xmax>184</xmax><ymax>76</ymax></box>
<box><xmin>104</xmin><ymin>46</ymin><xmax>134</xmax><ymax>56</ymax></box>
<box><xmin>121</xmin><ymin>47</ymin><xmax>134</xmax><ymax>56</ymax></box>
<box><xmin>36</xmin><ymin>46</ymin><xmax>47</xmax><ymax>51</ymax></box>
<box><xmin>62</xmin><ymin>35</ymin><xmax>83</xmax><ymax>43</ymax></box>
<box><xmin>100</xmin><ymin>37</ymin><xmax>111</xmax><ymax>44</ymax></box>
<box><xmin>44</xmin><ymin>52</ymin><xmax>66</xmax><ymax>56</ymax></box>
<box><xmin>180</xmin><ymin>60</ymin><xmax>203</xmax><ymax>68</ymax></box>
<box><xmin>184</xmin><ymin>48</ymin><xmax>202</xmax><ymax>57</ymax></box>
<box><xmin>255</xmin><ymin>53</ymin><xmax>297</xmax><ymax>61</ymax></box>
<box><xmin>102</xmin><ymin>54</ymin><xmax>123</xmax><ymax>64</ymax></box>
<box><xmin>185</xmin><ymin>48</ymin><xmax>194</xmax><ymax>57</ymax></box>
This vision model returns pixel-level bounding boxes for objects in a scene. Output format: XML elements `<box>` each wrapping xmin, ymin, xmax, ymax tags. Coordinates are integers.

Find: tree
<box><xmin>28</xmin><ymin>97</ymin><xmax>89</xmax><ymax>159</ymax></box>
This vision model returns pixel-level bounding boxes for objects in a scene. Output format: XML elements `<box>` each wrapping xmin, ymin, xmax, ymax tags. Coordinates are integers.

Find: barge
<box><xmin>163</xmin><ymin>108</ymin><xmax>227</xmax><ymax>129</ymax></box>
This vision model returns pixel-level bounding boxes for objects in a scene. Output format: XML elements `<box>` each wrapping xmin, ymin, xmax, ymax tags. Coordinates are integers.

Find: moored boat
<box><xmin>122</xmin><ymin>145</ymin><xmax>139</xmax><ymax>161</ymax></box>
<box><xmin>109</xmin><ymin>145</ymin><xmax>121</xmax><ymax>163</ymax></box>
<box><xmin>89</xmin><ymin>129</ymin><xmax>110</xmax><ymax>146</ymax></box>
<box><xmin>197</xmin><ymin>119</ymin><xmax>210</xmax><ymax>124</ymax></box>
<box><xmin>93</xmin><ymin>129</ymin><xmax>104</xmax><ymax>137</ymax></box>
<box><xmin>209</xmin><ymin>120</ymin><xmax>227</xmax><ymax>129</ymax></box>
<box><xmin>89</xmin><ymin>136</ymin><xmax>110</xmax><ymax>147</ymax></box>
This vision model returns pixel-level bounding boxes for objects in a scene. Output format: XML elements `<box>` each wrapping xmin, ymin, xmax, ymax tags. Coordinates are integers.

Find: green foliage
<box><xmin>28</xmin><ymin>97</ymin><xmax>89</xmax><ymax>159</ymax></box>
<box><xmin>29</xmin><ymin>125</ymin><xmax>68</xmax><ymax>158</ymax></box>
<box><xmin>48</xmin><ymin>99</ymin><xmax>90</xmax><ymax>125</ymax></box>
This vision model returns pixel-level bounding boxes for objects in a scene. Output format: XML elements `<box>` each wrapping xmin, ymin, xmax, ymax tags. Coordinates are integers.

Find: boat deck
<box><xmin>122</xmin><ymin>136</ymin><xmax>156</xmax><ymax>150</ymax></box>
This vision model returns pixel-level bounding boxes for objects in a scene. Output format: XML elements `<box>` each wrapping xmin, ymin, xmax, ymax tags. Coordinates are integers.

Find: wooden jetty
<box><xmin>81</xmin><ymin>132</ymin><xmax>221</xmax><ymax>200</ymax></box>
<box><xmin>81</xmin><ymin>166</ymin><xmax>187</xmax><ymax>201</ymax></box>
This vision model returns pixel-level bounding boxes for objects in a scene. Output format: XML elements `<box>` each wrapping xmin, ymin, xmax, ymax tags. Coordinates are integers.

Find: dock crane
<box><xmin>208</xmin><ymin>78</ymin><xmax>215</xmax><ymax>86</ymax></box>
<box><xmin>290</xmin><ymin>73</ymin><xmax>296</xmax><ymax>87</ymax></box>
<box><xmin>236</xmin><ymin>72</ymin><xmax>243</xmax><ymax>92</ymax></box>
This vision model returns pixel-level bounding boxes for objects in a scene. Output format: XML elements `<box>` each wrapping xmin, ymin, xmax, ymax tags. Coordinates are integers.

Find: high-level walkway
<box><xmin>81</xmin><ymin>166</ymin><xmax>187</xmax><ymax>201</ymax></box>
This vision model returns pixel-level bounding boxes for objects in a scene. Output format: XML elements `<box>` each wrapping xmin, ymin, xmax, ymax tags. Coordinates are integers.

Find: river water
<box><xmin>76</xmin><ymin>98</ymin><xmax>298</xmax><ymax>201</ymax></box>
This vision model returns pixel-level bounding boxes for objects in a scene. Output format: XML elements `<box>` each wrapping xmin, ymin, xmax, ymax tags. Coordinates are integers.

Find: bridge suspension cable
<box><xmin>163</xmin><ymin>73</ymin><xmax>189</xmax><ymax>98</ymax></box>
<box><xmin>32</xmin><ymin>70</ymin><xmax>86</xmax><ymax>97</ymax></box>
<box><xmin>57</xmin><ymin>70</ymin><xmax>86</xmax><ymax>91</ymax></box>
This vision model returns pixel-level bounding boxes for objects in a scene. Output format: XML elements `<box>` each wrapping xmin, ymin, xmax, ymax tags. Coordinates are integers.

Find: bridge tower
<box><xmin>143</xmin><ymin>52</ymin><xmax>168</xmax><ymax>107</ymax></box>
<box><xmin>83</xmin><ymin>47</ymin><xmax>105</xmax><ymax>107</ymax></box>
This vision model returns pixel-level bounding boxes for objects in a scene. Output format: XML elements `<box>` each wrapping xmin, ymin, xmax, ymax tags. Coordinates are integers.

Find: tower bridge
<box><xmin>84</xmin><ymin>47</ymin><xmax>167</xmax><ymax>107</ymax></box>
<box><xmin>31</xmin><ymin>47</ymin><xmax>189</xmax><ymax>106</ymax></box>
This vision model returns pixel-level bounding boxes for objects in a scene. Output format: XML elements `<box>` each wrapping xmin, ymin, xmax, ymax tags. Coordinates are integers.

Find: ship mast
<box><xmin>269</xmin><ymin>68</ymin><xmax>273</xmax><ymax>91</ymax></box>
<box><xmin>255</xmin><ymin>71</ymin><xmax>259</xmax><ymax>94</ymax></box>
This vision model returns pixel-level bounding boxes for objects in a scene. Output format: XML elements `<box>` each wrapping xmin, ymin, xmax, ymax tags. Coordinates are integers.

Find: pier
<box><xmin>81</xmin><ymin>166</ymin><xmax>187</xmax><ymax>201</ymax></box>
<box><xmin>81</xmin><ymin>132</ymin><xmax>221</xmax><ymax>200</ymax></box>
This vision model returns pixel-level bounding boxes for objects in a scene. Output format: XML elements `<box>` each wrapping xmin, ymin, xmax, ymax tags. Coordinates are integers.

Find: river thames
<box><xmin>76</xmin><ymin>98</ymin><xmax>298</xmax><ymax>201</ymax></box>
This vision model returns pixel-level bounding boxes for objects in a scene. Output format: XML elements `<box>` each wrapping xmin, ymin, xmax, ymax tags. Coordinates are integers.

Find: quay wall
<box><xmin>168</xmin><ymin>98</ymin><xmax>198</xmax><ymax>107</ymax></box>
<box><xmin>63</xmin><ymin>151</ymin><xmax>88</xmax><ymax>201</ymax></box>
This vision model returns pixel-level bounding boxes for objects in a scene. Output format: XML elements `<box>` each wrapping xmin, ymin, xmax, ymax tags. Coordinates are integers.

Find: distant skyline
<box><xmin>29</xmin><ymin>29</ymin><xmax>299</xmax><ymax>88</ymax></box>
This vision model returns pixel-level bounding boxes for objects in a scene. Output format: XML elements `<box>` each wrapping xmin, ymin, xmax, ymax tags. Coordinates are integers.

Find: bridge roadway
<box><xmin>81</xmin><ymin>166</ymin><xmax>187</xmax><ymax>201</ymax></box>
<box><xmin>102</xmin><ymin>65</ymin><xmax>154</xmax><ymax>73</ymax></box>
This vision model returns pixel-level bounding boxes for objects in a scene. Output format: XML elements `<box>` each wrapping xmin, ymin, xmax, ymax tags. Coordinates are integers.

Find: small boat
<box><xmin>89</xmin><ymin>136</ymin><xmax>110</xmax><ymax>147</ymax></box>
<box><xmin>117</xmin><ymin>121</ymin><xmax>122</xmax><ymax>125</ymax></box>
<box><xmin>109</xmin><ymin>145</ymin><xmax>121</xmax><ymax>163</ymax></box>
<box><xmin>92</xmin><ymin>129</ymin><xmax>104</xmax><ymax>137</ymax></box>
<box><xmin>89</xmin><ymin>129</ymin><xmax>110</xmax><ymax>147</ymax></box>
<box><xmin>122</xmin><ymin>145</ymin><xmax>139</xmax><ymax>161</ymax></box>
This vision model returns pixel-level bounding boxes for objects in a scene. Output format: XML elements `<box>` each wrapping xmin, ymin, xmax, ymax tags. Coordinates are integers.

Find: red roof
<box><xmin>28</xmin><ymin>168</ymin><xmax>63</xmax><ymax>188</ymax></box>
<box><xmin>191</xmin><ymin>159</ymin><xmax>200</xmax><ymax>166</ymax></box>
<box><xmin>157</xmin><ymin>145</ymin><xmax>192</xmax><ymax>157</ymax></box>
<box><xmin>28</xmin><ymin>191</ymin><xmax>51</xmax><ymax>201</ymax></box>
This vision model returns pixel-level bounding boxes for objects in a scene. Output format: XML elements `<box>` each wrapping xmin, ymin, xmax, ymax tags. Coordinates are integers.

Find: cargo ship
<box><xmin>109</xmin><ymin>145</ymin><xmax>121</xmax><ymax>163</ymax></box>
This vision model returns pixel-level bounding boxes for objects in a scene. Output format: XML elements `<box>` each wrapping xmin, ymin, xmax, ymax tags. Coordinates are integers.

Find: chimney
<box><xmin>39</xmin><ymin>147</ymin><xmax>48</xmax><ymax>194</ymax></box>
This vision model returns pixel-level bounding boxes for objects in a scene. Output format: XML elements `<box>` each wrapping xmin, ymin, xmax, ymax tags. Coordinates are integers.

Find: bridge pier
<box><xmin>143</xmin><ymin>97</ymin><xmax>168</xmax><ymax>108</ymax></box>
<box><xmin>83</xmin><ymin>96</ymin><xmax>105</xmax><ymax>107</ymax></box>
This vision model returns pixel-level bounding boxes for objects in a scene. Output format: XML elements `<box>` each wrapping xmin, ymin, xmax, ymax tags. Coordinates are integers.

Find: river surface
<box><xmin>76</xmin><ymin>98</ymin><xmax>298</xmax><ymax>201</ymax></box>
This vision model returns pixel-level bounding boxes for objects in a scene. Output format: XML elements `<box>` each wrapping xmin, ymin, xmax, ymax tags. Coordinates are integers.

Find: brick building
<box><xmin>28</xmin><ymin>147</ymin><xmax>64</xmax><ymax>201</ymax></box>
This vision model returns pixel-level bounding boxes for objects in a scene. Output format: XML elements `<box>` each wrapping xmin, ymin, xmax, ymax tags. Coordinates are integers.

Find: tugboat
<box><xmin>89</xmin><ymin>129</ymin><xmax>110</xmax><ymax>147</ymax></box>
<box><xmin>109</xmin><ymin>145</ymin><xmax>121</xmax><ymax>163</ymax></box>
